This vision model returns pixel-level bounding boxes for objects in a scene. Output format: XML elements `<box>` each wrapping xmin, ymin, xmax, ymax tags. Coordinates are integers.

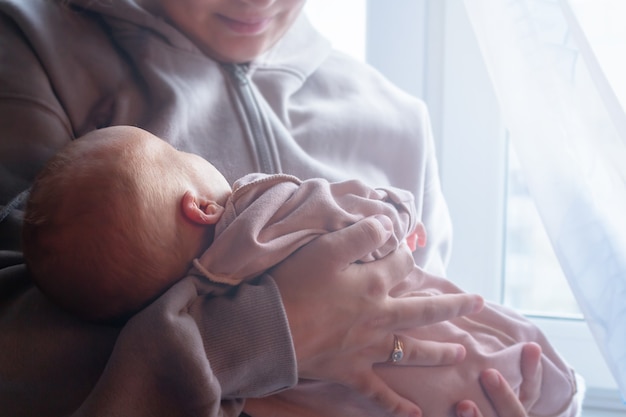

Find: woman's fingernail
<box><xmin>460</xmin><ymin>409</ymin><xmax>474</xmax><ymax>417</ymax></box>
<box><xmin>456</xmin><ymin>345</ymin><xmax>467</xmax><ymax>362</ymax></box>
<box><xmin>483</xmin><ymin>369</ymin><xmax>500</xmax><ymax>388</ymax></box>
<box><xmin>457</xmin><ymin>403</ymin><xmax>475</xmax><ymax>417</ymax></box>
<box><xmin>471</xmin><ymin>295</ymin><xmax>485</xmax><ymax>313</ymax></box>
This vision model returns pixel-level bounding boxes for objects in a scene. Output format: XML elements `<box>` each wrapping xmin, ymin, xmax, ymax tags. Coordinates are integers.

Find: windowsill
<box><xmin>582</xmin><ymin>387</ymin><xmax>626</xmax><ymax>416</ymax></box>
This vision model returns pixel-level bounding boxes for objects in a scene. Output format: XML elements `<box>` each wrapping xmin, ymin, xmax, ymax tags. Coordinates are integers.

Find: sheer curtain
<box><xmin>461</xmin><ymin>0</ymin><xmax>626</xmax><ymax>397</ymax></box>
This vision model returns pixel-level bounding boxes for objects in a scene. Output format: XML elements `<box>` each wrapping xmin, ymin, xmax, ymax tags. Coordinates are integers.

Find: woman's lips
<box><xmin>217</xmin><ymin>14</ymin><xmax>272</xmax><ymax>35</ymax></box>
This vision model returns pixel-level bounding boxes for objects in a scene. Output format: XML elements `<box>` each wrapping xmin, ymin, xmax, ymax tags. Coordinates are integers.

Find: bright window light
<box><xmin>503</xmin><ymin>144</ymin><xmax>582</xmax><ymax>317</ymax></box>
<box><xmin>568</xmin><ymin>0</ymin><xmax>626</xmax><ymax>111</ymax></box>
<box><xmin>303</xmin><ymin>0</ymin><xmax>366</xmax><ymax>62</ymax></box>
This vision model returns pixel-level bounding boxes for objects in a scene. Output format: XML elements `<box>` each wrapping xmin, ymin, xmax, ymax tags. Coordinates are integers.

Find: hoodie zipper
<box><xmin>224</xmin><ymin>63</ymin><xmax>276</xmax><ymax>174</ymax></box>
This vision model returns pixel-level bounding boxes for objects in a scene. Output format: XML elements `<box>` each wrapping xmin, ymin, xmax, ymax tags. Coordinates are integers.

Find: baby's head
<box><xmin>23</xmin><ymin>126</ymin><xmax>231</xmax><ymax>322</ymax></box>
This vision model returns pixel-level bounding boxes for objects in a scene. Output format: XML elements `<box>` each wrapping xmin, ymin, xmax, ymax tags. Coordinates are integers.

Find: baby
<box><xmin>22</xmin><ymin>126</ymin><xmax>580</xmax><ymax>417</ymax></box>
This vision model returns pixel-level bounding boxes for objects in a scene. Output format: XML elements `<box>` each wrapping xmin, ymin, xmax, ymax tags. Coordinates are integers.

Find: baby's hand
<box><xmin>406</xmin><ymin>222</ymin><xmax>427</xmax><ymax>252</ymax></box>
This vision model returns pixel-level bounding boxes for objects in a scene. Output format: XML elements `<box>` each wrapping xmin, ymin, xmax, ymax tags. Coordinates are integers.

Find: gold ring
<box><xmin>390</xmin><ymin>335</ymin><xmax>404</xmax><ymax>363</ymax></box>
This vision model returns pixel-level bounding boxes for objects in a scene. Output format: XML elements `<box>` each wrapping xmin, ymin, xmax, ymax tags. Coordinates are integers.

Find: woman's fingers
<box><xmin>480</xmin><ymin>369</ymin><xmax>527</xmax><ymax>416</ymax></box>
<box><xmin>354</xmin><ymin>372</ymin><xmax>422</xmax><ymax>417</ymax></box>
<box><xmin>325</xmin><ymin>215</ymin><xmax>396</xmax><ymax>266</ymax></box>
<box><xmin>519</xmin><ymin>342</ymin><xmax>542</xmax><ymax>409</ymax></box>
<box><xmin>455</xmin><ymin>369</ymin><xmax>529</xmax><ymax>417</ymax></box>
<box><xmin>379</xmin><ymin>337</ymin><xmax>466</xmax><ymax>366</ymax></box>
<box><xmin>386</xmin><ymin>292</ymin><xmax>484</xmax><ymax>329</ymax></box>
<box><xmin>271</xmin><ymin>217</ymin><xmax>487</xmax><ymax>417</ymax></box>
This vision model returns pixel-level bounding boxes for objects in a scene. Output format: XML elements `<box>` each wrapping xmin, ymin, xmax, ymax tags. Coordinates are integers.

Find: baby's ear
<box><xmin>181</xmin><ymin>191</ymin><xmax>224</xmax><ymax>225</ymax></box>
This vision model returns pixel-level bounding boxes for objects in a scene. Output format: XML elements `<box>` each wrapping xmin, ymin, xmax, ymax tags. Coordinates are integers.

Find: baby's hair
<box><xmin>23</xmin><ymin>128</ymin><xmax>190</xmax><ymax>322</ymax></box>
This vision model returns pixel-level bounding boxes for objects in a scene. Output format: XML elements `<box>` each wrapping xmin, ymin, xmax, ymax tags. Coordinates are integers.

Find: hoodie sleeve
<box><xmin>0</xmin><ymin>251</ymin><xmax>296</xmax><ymax>417</ymax></box>
<box><xmin>0</xmin><ymin>10</ymin><xmax>73</xmax><ymax>206</ymax></box>
<box><xmin>70</xmin><ymin>275</ymin><xmax>296</xmax><ymax>417</ymax></box>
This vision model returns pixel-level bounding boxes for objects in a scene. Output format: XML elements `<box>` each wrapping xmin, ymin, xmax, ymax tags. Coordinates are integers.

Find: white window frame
<box><xmin>365</xmin><ymin>0</ymin><xmax>624</xmax><ymax>414</ymax></box>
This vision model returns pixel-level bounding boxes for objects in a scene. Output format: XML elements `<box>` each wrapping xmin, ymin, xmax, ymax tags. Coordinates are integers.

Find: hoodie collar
<box><xmin>252</xmin><ymin>14</ymin><xmax>331</xmax><ymax>80</ymax></box>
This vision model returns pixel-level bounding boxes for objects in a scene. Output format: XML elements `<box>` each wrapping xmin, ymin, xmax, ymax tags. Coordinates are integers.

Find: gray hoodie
<box><xmin>0</xmin><ymin>0</ymin><xmax>452</xmax><ymax>416</ymax></box>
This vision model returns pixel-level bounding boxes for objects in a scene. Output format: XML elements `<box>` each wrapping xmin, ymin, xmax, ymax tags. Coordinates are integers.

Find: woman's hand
<box><xmin>455</xmin><ymin>343</ymin><xmax>543</xmax><ymax>417</ymax></box>
<box><xmin>269</xmin><ymin>216</ymin><xmax>484</xmax><ymax>417</ymax></box>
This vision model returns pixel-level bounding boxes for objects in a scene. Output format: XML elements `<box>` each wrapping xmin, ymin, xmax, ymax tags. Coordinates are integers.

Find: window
<box><xmin>504</xmin><ymin>142</ymin><xmax>582</xmax><ymax>317</ymax></box>
<box><xmin>568</xmin><ymin>0</ymin><xmax>626</xmax><ymax>110</ymax></box>
<box><xmin>502</xmin><ymin>0</ymin><xmax>626</xmax><ymax>320</ymax></box>
<box><xmin>425</xmin><ymin>0</ymin><xmax>625</xmax><ymax>413</ymax></box>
